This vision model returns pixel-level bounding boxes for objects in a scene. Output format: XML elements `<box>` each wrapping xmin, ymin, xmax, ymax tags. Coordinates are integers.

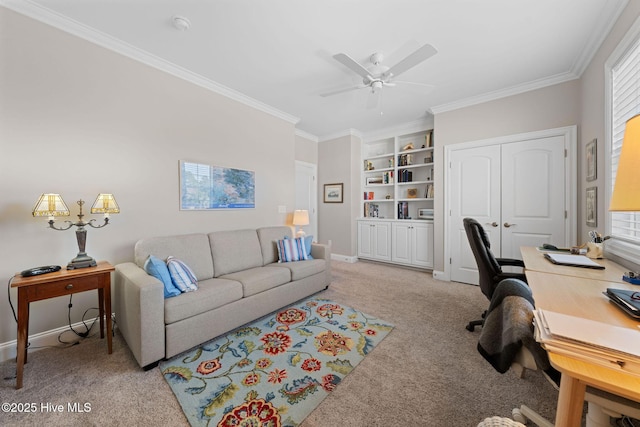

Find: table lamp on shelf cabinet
<box><xmin>610</xmin><ymin>114</ymin><xmax>640</xmax><ymax>212</ymax></box>
<box><xmin>293</xmin><ymin>209</ymin><xmax>309</xmax><ymax>238</ymax></box>
<box><xmin>32</xmin><ymin>193</ymin><xmax>120</xmax><ymax>269</ymax></box>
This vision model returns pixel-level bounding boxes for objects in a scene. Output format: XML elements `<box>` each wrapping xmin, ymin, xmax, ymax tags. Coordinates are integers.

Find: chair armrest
<box><xmin>311</xmin><ymin>242</ymin><xmax>332</xmax><ymax>287</ymax></box>
<box><xmin>114</xmin><ymin>262</ymin><xmax>165</xmax><ymax>368</ymax></box>
<box><xmin>496</xmin><ymin>257</ymin><xmax>525</xmax><ymax>268</ymax></box>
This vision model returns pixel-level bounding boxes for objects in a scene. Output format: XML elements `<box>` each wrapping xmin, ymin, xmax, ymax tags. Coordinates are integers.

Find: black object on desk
<box><xmin>603</xmin><ymin>288</ymin><xmax>640</xmax><ymax>319</ymax></box>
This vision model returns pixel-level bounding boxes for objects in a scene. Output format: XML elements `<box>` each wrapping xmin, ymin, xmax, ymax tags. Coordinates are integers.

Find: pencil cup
<box><xmin>586</xmin><ymin>242</ymin><xmax>603</xmax><ymax>259</ymax></box>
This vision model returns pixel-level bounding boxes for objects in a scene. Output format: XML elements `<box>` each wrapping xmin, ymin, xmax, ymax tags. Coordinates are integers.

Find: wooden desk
<box><xmin>11</xmin><ymin>261</ymin><xmax>115</xmax><ymax>389</ymax></box>
<box><xmin>524</xmin><ymin>266</ymin><xmax>640</xmax><ymax>426</ymax></box>
<box><xmin>521</xmin><ymin>246</ymin><xmax>628</xmax><ymax>283</ymax></box>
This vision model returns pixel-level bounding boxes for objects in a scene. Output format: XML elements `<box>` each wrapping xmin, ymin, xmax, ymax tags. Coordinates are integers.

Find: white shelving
<box><xmin>359</xmin><ymin>128</ymin><xmax>435</xmax><ymax>269</ymax></box>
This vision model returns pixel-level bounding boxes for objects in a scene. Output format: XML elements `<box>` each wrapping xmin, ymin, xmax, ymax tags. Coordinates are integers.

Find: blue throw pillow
<box><xmin>277</xmin><ymin>237</ymin><xmax>310</xmax><ymax>262</ymax></box>
<box><xmin>166</xmin><ymin>256</ymin><xmax>198</xmax><ymax>292</ymax></box>
<box><xmin>144</xmin><ymin>255</ymin><xmax>180</xmax><ymax>298</ymax></box>
<box><xmin>304</xmin><ymin>235</ymin><xmax>314</xmax><ymax>259</ymax></box>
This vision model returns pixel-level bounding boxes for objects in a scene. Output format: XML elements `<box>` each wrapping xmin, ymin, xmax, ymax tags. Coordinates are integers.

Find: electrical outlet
<box><xmin>278</xmin><ymin>205</ymin><xmax>286</xmax><ymax>213</ymax></box>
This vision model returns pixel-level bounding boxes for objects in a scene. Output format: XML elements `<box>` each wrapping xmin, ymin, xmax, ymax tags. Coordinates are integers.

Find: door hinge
<box><xmin>564</xmin><ymin>149</ymin><xmax>567</xmax><ymax>158</ymax></box>
<box><xmin>449</xmin><ymin>257</ymin><xmax>452</xmax><ymax>264</ymax></box>
<box><xmin>565</xmin><ymin>210</ymin><xmax>568</xmax><ymax>219</ymax></box>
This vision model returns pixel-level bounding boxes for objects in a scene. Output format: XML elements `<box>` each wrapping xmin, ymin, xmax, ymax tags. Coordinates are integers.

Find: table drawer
<box><xmin>27</xmin><ymin>274</ymin><xmax>104</xmax><ymax>301</ymax></box>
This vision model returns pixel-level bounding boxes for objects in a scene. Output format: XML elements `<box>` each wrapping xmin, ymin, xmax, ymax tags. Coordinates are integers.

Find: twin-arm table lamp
<box><xmin>32</xmin><ymin>193</ymin><xmax>119</xmax><ymax>269</ymax></box>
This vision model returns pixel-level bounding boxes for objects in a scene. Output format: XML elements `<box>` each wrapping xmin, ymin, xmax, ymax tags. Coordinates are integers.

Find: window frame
<box><xmin>604</xmin><ymin>15</ymin><xmax>640</xmax><ymax>266</ymax></box>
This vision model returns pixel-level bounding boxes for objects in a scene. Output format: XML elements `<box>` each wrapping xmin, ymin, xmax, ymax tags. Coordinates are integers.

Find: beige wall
<box><xmin>0</xmin><ymin>9</ymin><xmax>298</xmax><ymax>345</ymax></box>
<box><xmin>433</xmin><ymin>81</ymin><xmax>581</xmax><ymax>272</ymax></box>
<box><xmin>294</xmin><ymin>133</ymin><xmax>318</xmax><ymax>164</ymax></box>
<box><xmin>317</xmin><ymin>134</ymin><xmax>361</xmax><ymax>258</ymax></box>
<box><xmin>432</xmin><ymin>1</ymin><xmax>640</xmax><ymax>275</ymax></box>
<box><xmin>579</xmin><ymin>1</ymin><xmax>640</xmax><ymax>244</ymax></box>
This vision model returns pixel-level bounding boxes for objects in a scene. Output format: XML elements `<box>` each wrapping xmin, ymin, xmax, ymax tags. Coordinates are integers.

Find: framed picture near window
<box><xmin>586</xmin><ymin>187</ymin><xmax>597</xmax><ymax>227</ymax></box>
<box><xmin>586</xmin><ymin>139</ymin><xmax>597</xmax><ymax>181</ymax></box>
<box><xmin>323</xmin><ymin>183</ymin><xmax>343</xmax><ymax>203</ymax></box>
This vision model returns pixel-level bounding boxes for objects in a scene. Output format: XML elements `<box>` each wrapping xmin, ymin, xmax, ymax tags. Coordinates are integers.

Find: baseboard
<box><xmin>432</xmin><ymin>270</ymin><xmax>448</xmax><ymax>281</ymax></box>
<box><xmin>0</xmin><ymin>317</ymin><xmax>105</xmax><ymax>363</ymax></box>
<box><xmin>331</xmin><ymin>253</ymin><xmax>358</xmax><ymax>263</ymax></box>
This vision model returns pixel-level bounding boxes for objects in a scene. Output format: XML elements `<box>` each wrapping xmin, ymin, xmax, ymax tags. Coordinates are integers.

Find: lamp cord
<box><xmin>7</xmin><ymin>276</ymin><xmax>17</xmax><ymax>323</ymax></box>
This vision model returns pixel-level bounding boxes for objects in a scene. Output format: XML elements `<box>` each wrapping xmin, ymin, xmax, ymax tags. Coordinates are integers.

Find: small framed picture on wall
<box><xmin>586</xmin><ymin>139</ymin><xmax>597</xmax><ymax>181</ymax></box>
<box><xmin>323</xmin><ymin>183</ymin><xmax>344</xmax><ymax>203</ymax></box>
<box><xmin>586</xmin><ymin>186</ymin><xmax>597</xmax><ymax>227</ymax></box>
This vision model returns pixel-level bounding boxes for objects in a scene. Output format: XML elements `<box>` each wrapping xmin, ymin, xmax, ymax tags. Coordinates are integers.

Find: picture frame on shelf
<box><xmin>324</xmin><ymin>183</ymin><xmax>343</xmax><ymax>203</ymax></box>
<box><xmin>586</xmin><ymin>138</ymin><xmax>597</xmax><ymax>181</ymax></box>
<box><xmin>407</xmin><ymin>188</ymin><xmax>418</xmax><ymax>198</ymax></box>
<box><xmin>586</xmin><ymin>186</ymin><xmax>597</xmax><ymax>227</ymax></box>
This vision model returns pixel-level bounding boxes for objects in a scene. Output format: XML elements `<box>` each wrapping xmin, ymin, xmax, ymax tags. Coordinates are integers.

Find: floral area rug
<box><xmin>160</xmin><ymin>297</ymin><xmax>394</xmax><ymax>427</ymax></box>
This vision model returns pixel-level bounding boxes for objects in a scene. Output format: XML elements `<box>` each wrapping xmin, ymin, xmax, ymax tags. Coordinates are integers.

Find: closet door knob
<box><xmin>488</xmin><ymin>222</ymin><xmax>499</xmax><ymax>227</ymax></box>
<box><xmin>504</xmin><ymin>222</ymin><xmax>516</xmax><ymax>228</ymax></box>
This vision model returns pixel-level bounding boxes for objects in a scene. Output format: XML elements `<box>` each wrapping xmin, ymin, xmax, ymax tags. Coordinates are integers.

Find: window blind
<box><xmin>610</xmin><ymin>36</ymin><xmax>640</xmax><ymax>243</ymax></box>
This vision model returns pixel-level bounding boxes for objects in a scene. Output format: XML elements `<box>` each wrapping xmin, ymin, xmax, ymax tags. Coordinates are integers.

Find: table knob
<box><xmin>65</xmin><ymin>284</ymin><xmax>73</xmax><ymax>290</ymax></box>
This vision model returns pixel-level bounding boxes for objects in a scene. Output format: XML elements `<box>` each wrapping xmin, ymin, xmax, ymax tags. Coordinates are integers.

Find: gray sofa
<box><xmin>113</xmin><ymin>226</ymin><xmax>331</xmax><ymax>369</ymax></box>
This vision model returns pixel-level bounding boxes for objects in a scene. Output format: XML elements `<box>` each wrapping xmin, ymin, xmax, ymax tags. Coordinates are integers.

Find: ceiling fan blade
<box><xmin>384</xmin><ymin>43</ymin><xmax>437</xmax><ymax>79</ymax></box>
<box><xmin>320</xmin><ymin>85</ymin><xmax>364</xmax><ymax>97</ymax></box>
<box><xmin>333</xmin><ymin>53</ymin><xmax>372</xmax><ymax>80</ymax></box>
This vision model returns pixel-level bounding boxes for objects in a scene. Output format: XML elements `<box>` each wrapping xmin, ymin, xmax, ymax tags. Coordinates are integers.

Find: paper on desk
<box><xmin>534</xmin><ymin>309</ymin><xmax>640</xmax><ymax>363</ymax></box>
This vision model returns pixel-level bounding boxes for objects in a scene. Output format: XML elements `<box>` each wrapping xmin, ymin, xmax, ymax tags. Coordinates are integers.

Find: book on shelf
<box><xmin>397</xmin><ymin>154</ymin><xmax>413</xmax><ymax>166</ymax></box>
<box><xmin>425</xmin><ymin>183</ymin><xmax>434</xmax><ymax>198</ymax></box>
<box><xmin>397</xmin><ymin>201</ymin><xmax>409</xmax><ymax>219</ymax></box>
<box><xmin>364</xmin><ymin>202</ymin><xmax>380</xmax><ymax>218</ymax></box>
<box><xmin>398</xmin><ymin>169</ymin><xmax>413</xmax><ymax>183</ymax></box>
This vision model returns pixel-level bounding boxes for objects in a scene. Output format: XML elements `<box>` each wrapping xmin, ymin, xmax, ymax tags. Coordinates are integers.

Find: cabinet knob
<box><xmin>65</xmin><ymin>283</ymin><xmax>73</xmax><ymax>290</ymax></box>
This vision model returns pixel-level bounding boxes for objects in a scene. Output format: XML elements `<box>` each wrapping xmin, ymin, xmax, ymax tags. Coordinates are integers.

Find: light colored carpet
<box><xmin>0</xmin><ymin>260</ymin><xmax>561</xmax><ymax>426</ymax></box>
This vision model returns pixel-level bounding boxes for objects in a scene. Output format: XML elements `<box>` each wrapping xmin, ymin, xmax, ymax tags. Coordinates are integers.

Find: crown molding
<box><xmin>570</xmin><ymin>0</ymin><xmax>628</xmax><ymax>76</ymax></box>
<box><xmin>294</xmin><ymin>128</ymin><xmax>319</xmax><ymax>143</ymax></box>
<box><xmin>429</xmin><ymin>71</ymin><xmax>579</xmax><ymax>115</ymax></box>
<box><xmin>318</xmin><ymin>128</ymin><xmax>363</xmax><ymax>143</ymax></box>
<box><xmin>362</xmin><ymin>118</ymin><xmax>434</xmax><ymax>142</ymax></box>
<box><xmin>1</xmin><ymin>0</ymin><xmax>300</xmax><ymax>125</ymax></box>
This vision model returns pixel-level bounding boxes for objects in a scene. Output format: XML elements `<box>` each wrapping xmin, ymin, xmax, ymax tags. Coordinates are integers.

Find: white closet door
<box><xmin>500</xmin><ymin>136</ymin><xmax>566</xmax><ymax>259</ymax></box>
<box><xmin>449</xmin><ymin>145</ymin><xmax>502</xmax><ymax>285</ymax></box>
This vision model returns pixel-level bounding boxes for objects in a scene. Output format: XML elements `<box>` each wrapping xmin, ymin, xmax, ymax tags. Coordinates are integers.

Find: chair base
<box><xmin>466</xmin><ymin>319</ymin><xmax>484</xmax><ymax>331</ymax></box>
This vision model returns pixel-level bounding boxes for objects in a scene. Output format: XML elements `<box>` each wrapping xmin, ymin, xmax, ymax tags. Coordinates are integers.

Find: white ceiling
<box><xmin>3</xmin><ymin>0</ymin><xmax>629</xmax><ymax>139</ymax></box>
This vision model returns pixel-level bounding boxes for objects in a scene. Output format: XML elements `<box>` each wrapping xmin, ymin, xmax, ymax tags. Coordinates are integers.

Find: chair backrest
<box><xmin>463</xmin><ymin>218</ymin><xmax>503</xmax><ymax>300</ymax></box>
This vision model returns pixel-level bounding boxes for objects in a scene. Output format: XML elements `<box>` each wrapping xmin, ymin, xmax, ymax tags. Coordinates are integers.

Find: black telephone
<box><xmin>20</xmin><ymin>265</ymin><xmax>62</xmax><ymax>277</ymax></box>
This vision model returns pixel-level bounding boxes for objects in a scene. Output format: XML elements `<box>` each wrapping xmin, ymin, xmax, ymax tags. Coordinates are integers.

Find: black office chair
<box><xmin>463</xmin><ymin>218</ymin><xmax>527</xmax><ymax>331</ymax></box>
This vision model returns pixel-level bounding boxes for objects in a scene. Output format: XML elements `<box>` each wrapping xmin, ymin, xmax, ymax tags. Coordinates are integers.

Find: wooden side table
<box><xmin>11</xmin><ymin>261</ymin><xmax>115</xmax><ymax>389</ymax></box>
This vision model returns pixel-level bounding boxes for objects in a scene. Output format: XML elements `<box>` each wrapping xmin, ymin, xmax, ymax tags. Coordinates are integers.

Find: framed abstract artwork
<box><xmin>179</xmin><ymin>161</ymin><xmax>255</xmax><ymax>210</ymax></box>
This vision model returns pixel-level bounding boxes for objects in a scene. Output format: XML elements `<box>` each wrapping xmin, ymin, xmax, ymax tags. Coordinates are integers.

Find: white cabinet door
<box><xmin>412</xmin><ymin>221</ymin><xmax>434</xmax><ymax>268</ymax></box>
<box><xmin>392</xmin><ymin>222</ymin><xmax>412</xmax><ymax>264</ymax></box>
<box><xmin>358</xmin><ymin>220</ymin><xmax>391</xmax><ymax>261</ymax></box>
<box><xmin>392</xmin><ymin>221</ymin><xmax>434</xmax><ymax>267</ymax></box>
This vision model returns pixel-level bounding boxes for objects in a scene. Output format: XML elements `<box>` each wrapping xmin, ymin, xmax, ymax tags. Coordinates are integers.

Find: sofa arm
<box><xmin>311</xmin><ymin>242</ymin><xmax>332</xmax><ymax>287</ymax></box>
<box><xmin>114</xmin><ymin>262</ymin><xmax>165</xmax><ymax>368</ymax></box>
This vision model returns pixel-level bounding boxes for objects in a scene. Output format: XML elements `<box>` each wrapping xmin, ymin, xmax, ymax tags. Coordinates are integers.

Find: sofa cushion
<box><xmin>209</xmin><ymin>229</ymin><xmax>263</xmax><ymax>276</ymax></box>
<box><xmin>276</xmin><ymin>237</ymin><xmax>311</xmax><ymax>262</ymax></box>
<box><xmin>257</xmin><ymin>226</ymin><xmax>293</xmax><ymax>265</ymax></box>
<box><xmin>268</xmin><ymin>259</ymin><xmax>326</xmax><ymax>281</ymax></box>
<box><xmin>135</xmin><ymin>234</ymin><xmax>214</xmax><ymax>281</ymax></box>
<box><xmin>164</xmin><ymin>277</ymin><xmax>243</xmax><ymax>324</ymax></box>
<box><xmin>221</xmin><ymin>266</ymin><xmax>291</xmax><ymax>297</ymax></box>
<box><xmin>166</xmin><ymin>256</ymin><xmax>198</xmax><ymax>292</ymax></box>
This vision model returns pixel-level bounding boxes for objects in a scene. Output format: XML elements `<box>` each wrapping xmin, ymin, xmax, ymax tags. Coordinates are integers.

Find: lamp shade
<box><xmin>610</xmin><ymin>114</ymin><xmax>640</xmax><ymax>211</ymax></box>
<box><xmin>90</xmin><ymin>193</ymin><xmax>120</xmax><ymax>215</ymax></box>
<box><xmin>32</xmin><ymin>193</ymin><xmax>70</xmax><ymax>217</ymax></box>
<box><xmin>292</xmin><ymin>209</ymin><xmax>309</xmax><ymax>226</ymax></box>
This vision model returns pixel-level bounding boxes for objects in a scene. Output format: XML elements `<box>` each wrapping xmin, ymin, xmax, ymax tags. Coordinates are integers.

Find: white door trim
<box><xmin>442</xmin><ymin>125</ymin><xmax>577</xmax><ymax>282</ymax></box>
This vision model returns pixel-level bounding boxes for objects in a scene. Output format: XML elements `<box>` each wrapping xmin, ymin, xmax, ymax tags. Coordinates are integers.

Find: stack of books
<box><xmin>533</xmin><ymin>309</ymin><xmax>640</xmax><ymax>376</ymax></box>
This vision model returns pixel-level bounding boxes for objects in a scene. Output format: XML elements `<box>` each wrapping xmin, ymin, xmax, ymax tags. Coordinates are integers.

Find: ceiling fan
<box><xmin>321</xmin><ymin>43</ymin><xmax>438</xmax><ymax>104</ymax></box>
